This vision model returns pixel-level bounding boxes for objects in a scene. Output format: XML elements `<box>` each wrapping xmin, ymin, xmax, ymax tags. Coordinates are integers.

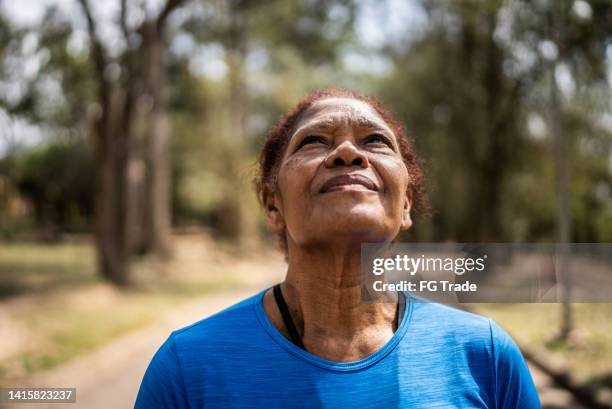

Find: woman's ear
<box><xmin>400</xmin><ymin>192</ymin><xmax>413</xmax><ymax>231</ymax></box>
<box><xmin>264</xmin><ymin>189</ymin><xmax>285</xmax><ymax>233</ymax></box>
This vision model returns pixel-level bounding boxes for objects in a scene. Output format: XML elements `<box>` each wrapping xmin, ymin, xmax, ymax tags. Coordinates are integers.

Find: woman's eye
<box><xmin>365</xmin><ymin>133</ymin><xmax>393</xmax><ymax>147</ymax></box>
<box><xmin>296</xmin><ymin>135</ymin><xmax>326</xmax><ymax>150</ymax></box>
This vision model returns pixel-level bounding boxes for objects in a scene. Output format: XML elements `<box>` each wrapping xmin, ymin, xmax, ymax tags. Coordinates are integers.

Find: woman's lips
<box><xmin>319</xmin><ymin>174</ymin><xmax>378</xmax><ymax>193</ymax></box>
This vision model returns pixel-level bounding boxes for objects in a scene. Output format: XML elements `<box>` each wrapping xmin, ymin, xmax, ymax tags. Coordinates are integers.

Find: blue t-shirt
<box><xmin>135</xmin><ymin>288</ymin><xmax>541</xmax><ymax>408</ymax></box>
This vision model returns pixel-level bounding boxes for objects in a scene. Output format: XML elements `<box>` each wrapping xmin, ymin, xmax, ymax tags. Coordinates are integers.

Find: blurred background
<box><xmin>0</xmin><ymin>0</ymin><xmax>611</xmax><ymax>407</ymax></box>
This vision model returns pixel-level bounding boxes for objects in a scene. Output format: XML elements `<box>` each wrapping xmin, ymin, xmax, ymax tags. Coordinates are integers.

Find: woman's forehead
<box><xmin>296</xmin><ymin>97</ymin><xmax>391</xmax><ymax>131</ymax></box>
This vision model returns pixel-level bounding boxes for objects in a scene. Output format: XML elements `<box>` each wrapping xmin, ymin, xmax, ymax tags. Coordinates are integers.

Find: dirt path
<box><xmin>3</xmin><ymin>289</ymin><xmax>590</xmax><ymax>409</ymax></box>
<box><xmin>2</xmin><ymin>287</ymin><xmax>270</xmax><ymax>409</ymax></box>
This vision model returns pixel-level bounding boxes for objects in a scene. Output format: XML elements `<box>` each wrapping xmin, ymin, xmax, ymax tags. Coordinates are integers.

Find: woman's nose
<box><xmin>324</xmin><ymin>141</ymin><xmax>369</xmax><ymax>168</ymax></box>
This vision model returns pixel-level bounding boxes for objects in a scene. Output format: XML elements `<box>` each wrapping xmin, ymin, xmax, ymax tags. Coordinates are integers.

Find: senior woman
<box><xmin>135</xmin><ymin>89</ymin><xmax>540</xmax><ymax>408</ymax></box>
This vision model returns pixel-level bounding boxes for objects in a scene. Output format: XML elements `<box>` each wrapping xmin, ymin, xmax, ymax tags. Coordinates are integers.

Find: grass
<box><xmin>472</xmin><ymin>303</ymin><xmax>612</xmax><ymax>389</ymax></box>
<box><xmin>0</xmin><ymin>241</ymin><xmax>96</xmax><ymax>297</ymax></box>
<box><xmin>13</xmin><ymin>291</ymin><xmax>182</xmax><ymax>374</ymax></box>
<box><xmin>0</xmin><ymin>237</ymin><xmax>281</xmax><ymax>383</ymax></box>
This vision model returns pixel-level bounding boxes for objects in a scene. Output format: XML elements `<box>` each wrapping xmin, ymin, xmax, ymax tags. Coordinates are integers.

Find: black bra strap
<box><xmin>273</xmin><ymin>284</ymin><xmax>407</xmax><ymax>352</ymax></box>
<box><xmin>273</xmin><ymin>284</ymin><xmax>307</xmax><ymax>351</ymax></box>
<box><xmin>397</xmin><ymin>291</ymin><xmax>406</xmax><ymax>327</ymax></box>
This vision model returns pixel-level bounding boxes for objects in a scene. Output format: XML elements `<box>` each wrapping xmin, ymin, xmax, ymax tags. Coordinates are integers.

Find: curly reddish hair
<box><xmin>254</xmin><ymin>88</ymin><xmax>427</xmax><ymax>253</ymax></box>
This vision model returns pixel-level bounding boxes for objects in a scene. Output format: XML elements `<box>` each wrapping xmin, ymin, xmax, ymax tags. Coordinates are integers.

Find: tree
<box><xmin>76</xmin><ymin>0</ymin><xmax>186</xmax><ymax>284</ymax></box>
<box><xmin>512</xmin><ymin>0</ymin><xmax>612</xmax><ymax>339</ymax></box>
<box><xmin>382</xmin><ymin>0</ymin><xmax>535</xmax><ymax>242</ymax></box>
<box><xmin>380</xmin><ymin>0</ymin><xmax>611</xmax><ymax>247</ymax></box>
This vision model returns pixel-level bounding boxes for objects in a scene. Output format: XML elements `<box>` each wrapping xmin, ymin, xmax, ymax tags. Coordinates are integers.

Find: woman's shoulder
<box><xmin>407</xmin><ymin>298</ymin><xmax>528</xmax><ymax>366</ymax></box>
<box><xmin>403</xmin><ymin>299</ymin><xmax>540</xmax><ymax>407</ymax></box>
<box><xmin>410</xmin><ymin>297</ymin><xmax>492</xmax><ymax>327</ymax></box>
<box><xmin>408</xmin><ymin>298</ymin><xmax>502</xmax><ymax>348</ymax></box>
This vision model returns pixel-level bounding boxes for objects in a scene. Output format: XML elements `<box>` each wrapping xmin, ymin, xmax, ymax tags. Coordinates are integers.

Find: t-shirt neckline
<box><xmin>253</xmin><ymin>285</ymin><xmax>413</xmax><ymax>372</ymax></box>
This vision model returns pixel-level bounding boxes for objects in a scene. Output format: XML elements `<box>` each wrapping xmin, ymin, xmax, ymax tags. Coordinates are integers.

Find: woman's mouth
<box><xmin>319</xmin><ymin>174</ymin><xmax>378</xmax><ymax>193</ymax></box>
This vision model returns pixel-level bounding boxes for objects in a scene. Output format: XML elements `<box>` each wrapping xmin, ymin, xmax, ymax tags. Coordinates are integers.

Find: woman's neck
<box><xmin>264</xmin><ymin>242</ymin><xmax>400</xmax><ymax>362</ymax></box>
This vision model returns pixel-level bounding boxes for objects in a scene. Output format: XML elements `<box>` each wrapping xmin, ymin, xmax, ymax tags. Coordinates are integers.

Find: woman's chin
<box><xmin>314</xmin><ymin>211</ymin><xmax>396</xmax><ymax>241</ymax></box>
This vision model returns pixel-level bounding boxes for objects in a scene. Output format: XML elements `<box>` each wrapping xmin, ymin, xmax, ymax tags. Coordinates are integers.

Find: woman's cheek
<box><xmin>373</xmin><ymin>156</ymin><xmax>409</xmax><ymax>195</ymax></box>
<box><xmin>286</xmin><ymin>155</ymin><xmax>320</xmax><ymax>183</ymax></box>
<box><xmin>278</xmin><ymin>157</ymin><xmax>314</xmax><ymax>201</ymax></box>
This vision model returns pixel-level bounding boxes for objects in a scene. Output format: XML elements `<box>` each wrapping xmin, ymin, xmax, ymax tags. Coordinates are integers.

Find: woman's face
<box><xmin>266</xmin><ymin>97</ymin><xmax>412</xmax><ymax>248</ymax></box>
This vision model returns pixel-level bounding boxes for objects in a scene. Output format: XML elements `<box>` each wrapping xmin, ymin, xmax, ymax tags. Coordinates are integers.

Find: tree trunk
<box><xmin>226</xmin><ymin>4</ymin><xmax>258</xmax><ymax>246</ymax></box>
<box><xmin>142</xmin><ymin>23</ymin><xmax>172</xmax><ymax>258</ymax></box>
<box><xmin>546</xmin><ymin>6</ymin><xmax>573</xmax><ymax>341</ymax></box>
<box><xmin>459</xmin><ymin>11</ymin><xmax>508</xmax><ymax>242</ymax></box>
<box><xmin>550</xmin><ymin>62</ymin><xmax>573</xmax><ymax>340</ymax></box>
<box><xmin>93</xmin><ymin>106</ymin><xmax>129</xmax><ymax>285</ymax></box>
<box><xmin>80</xmin><ymin>0</ymin><xmax>183</xmax><ymax>284</ymax></box>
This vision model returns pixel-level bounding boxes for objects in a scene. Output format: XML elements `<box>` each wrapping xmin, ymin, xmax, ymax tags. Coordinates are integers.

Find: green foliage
<box><xmin>11</xmin><ymin>142</ymin><xmax>94</xmax><ymax>234</ymax></box>
<box><xmin>182</xmin><ymin>0</ymin><xmax>356</xmax><ymax>65</ymax></box>
<box><xmin>0</xmin><ymin>7</ymin><xmax>95</xmax><ymax>126</ymax></box>
<box><xmin>385</xmin><ymin>0</ymin><xmax>612</xmax><ymax>242</ymax></box>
